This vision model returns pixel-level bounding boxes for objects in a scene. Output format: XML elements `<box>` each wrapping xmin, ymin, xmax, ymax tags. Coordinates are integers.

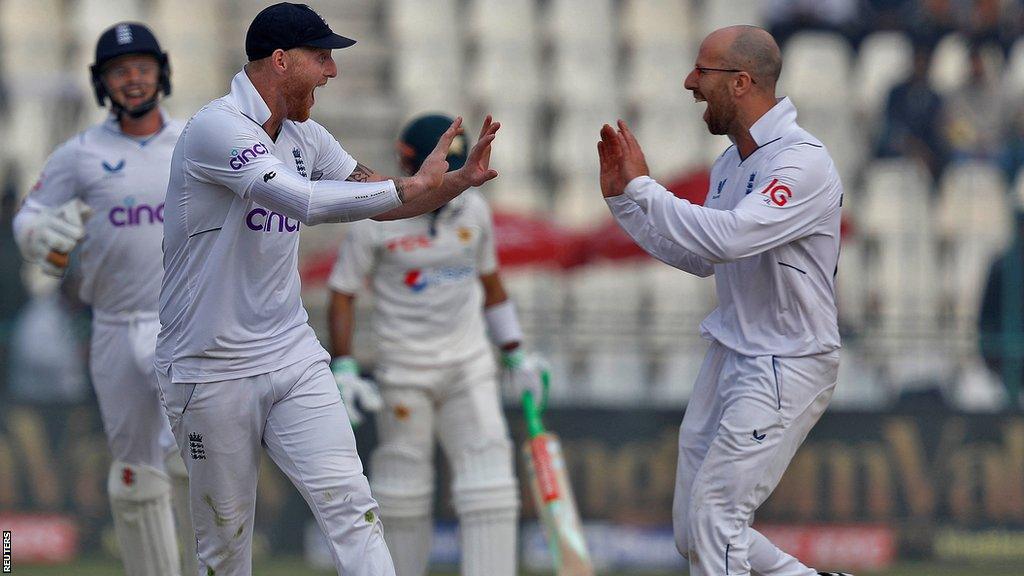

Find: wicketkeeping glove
<box><xmin>20</xmin><ymin>199</ymin><xmax>91</xmax><ymax>276</ymax></box>
<box><xmin>501</xmin><ymin>349</ymin><xmax>550</xmax><ymax>412</ymax></box>
<box><xmin>331</xmin><ymin>356</ymin><xmax>383</xmax><ymax>427</ymax></box>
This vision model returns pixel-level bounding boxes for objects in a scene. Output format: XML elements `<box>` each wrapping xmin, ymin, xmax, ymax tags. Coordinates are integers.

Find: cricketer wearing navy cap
<box><xmin>156</xmin><ymin>4</ymin><xmax>502</xmax><ymax>576</ymax></box>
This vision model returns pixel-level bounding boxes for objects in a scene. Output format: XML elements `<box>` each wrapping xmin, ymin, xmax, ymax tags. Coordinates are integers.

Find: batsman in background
<box><xmin>326</xmin><ymin>113</ymin><xmax>547</xmax><ymax>576</ymax></box>
<box><xmin>599</xmin><ymin>26</ymin><xmax>850</xmax><ymax>576</ymax></box>
<box><xmin>12</xmin><ymin>23</ymin><xmax>196</xmax><ymax>576</ymax></box>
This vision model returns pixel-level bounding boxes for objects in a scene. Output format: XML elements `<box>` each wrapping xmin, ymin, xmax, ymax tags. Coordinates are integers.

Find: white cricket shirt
<box><xmin>157</xmin><ymin>70</ymin><xmax>368</xmax><ymax>383</ymax></box>
<box><xmin>15</xmin><ymin>112</ymin><xmax>182</xmax><ymax>317</ymax></box>
<box><xmin>606</xmin><ymin>97</ymin><xmax>842</xmax><ymax>357</ymax></box>
<box><xmin>327</xmin><ymin>191</ymin><xmax>498</xmax><ymax>367</ymax></box>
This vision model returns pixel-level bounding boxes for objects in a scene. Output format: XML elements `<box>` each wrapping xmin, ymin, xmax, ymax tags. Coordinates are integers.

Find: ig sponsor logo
<box><xmin>246</xmin><ymin>207</ymin><xmax>300</xmax><ymax>233</ymax></box>
<box><xmin>229</xmin><ymin>143</ymin><xmax>269</xmax><ymax>171</ymax></box>
<box><xmin>760</xmin><ymin>178</ymin><xmax>792</xmax><ymax>207</ymax></box>
<box><xmin>109</xmin><ymin>196</ymin><xmax>164</xmax><ymax>227</ymax></box>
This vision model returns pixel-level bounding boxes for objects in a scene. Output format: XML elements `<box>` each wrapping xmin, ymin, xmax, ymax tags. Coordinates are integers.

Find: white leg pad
<box><xmin>107</xmin><ymin>461</ymin><xmax>181</xmax><ymax>576</ymax></box>
<box><xmin>450</xmin><ymin>439</ymin><xmax>519</xmax><ymax>576</ymax></box>
<box><xmin>165</xmin><ymin>452</ymin><xmax>198</xmax><ymax>576</ymax></box>
<box><xmin>371</xmin><ymin>444</ymin><xmax>434</xmax><ymax>576</ymax></box>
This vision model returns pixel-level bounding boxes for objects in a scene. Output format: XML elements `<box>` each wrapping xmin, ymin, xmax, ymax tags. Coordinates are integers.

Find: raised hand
<box><xmin>598</xmin><ymin>124</ymin><xmax>626</xmax><ymax>197</ymax></box>
<box><xmin>598</xmin><ymin>120</ymin><xmax>651</xmax><ymax>198</ymax></box>
<box><xmin>415</xmin><ymin>116</ymin><xmax>463</xmax><ymax>191</ymax></box>
<box><xmin>456</xmin><ymin>115</ymin><xmax>500</xmax><ymax>187</ymax></box>
<box><xmin>616</xmin><ymin>119</ymin><xmax>650</xmax><ymax>183</ymax></box>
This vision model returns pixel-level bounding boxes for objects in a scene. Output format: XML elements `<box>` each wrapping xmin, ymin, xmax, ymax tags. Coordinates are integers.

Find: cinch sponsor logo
<box><xmin>109</xmin><ymin>196</ymin><xmax>164</xmax><ymax>227</ymax></box>
<box><xmin>229</xmin><ymin>143</ymin><xmax>269</xmax><ymax>171</ymax></box>
<box><xmin>246</xmin><ymin>207</ymin><xmax>300</xmax><ymax>233</ymax></box>
<box><xmin>402</xmin><ymin>266</ymin><xmax>474</xmax><ymax>292</ymax></box>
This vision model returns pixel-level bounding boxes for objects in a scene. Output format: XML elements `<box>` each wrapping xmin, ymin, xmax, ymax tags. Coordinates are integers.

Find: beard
<box><xmin>706</xmin><ymin>98</ymin><xmax>736</xmax><ymax>136</ymax></box>
<box><xmin>284</xmin><ymin>82</ymin><xmax>314</xmax><ymax>122</ymax></box>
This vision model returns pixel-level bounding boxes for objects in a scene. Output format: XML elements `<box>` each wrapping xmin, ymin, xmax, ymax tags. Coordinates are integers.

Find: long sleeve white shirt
<box><xmin>606</xmin><ymin>98</ymin><xmax>842</xmax><ymax>357</ymax></box>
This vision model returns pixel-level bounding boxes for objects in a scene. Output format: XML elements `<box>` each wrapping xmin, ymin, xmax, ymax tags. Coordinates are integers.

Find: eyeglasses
<box><xmin>694</xmin><ymin>66</ymin><xmax>756</xmax><ymax>84</ymax></box>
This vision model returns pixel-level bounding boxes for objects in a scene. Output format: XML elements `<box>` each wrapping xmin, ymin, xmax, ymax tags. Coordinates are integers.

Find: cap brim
<box><xmin>305</xmin><ymin>33</ymin><xmax>356</xmax><ymax>50</ymax></box>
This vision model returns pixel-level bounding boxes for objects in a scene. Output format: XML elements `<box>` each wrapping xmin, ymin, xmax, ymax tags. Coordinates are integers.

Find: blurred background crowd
<box><xmin>2</xmin><ymin>0</ymin><xmax>1024</xmax><ymax>572</ymax></box>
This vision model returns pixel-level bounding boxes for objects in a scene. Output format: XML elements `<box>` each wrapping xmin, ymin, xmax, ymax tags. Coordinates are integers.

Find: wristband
<box><xmin>485</xmin><ymin>300</ymin><xmax>523</xmax><ymax>348</ymax></box>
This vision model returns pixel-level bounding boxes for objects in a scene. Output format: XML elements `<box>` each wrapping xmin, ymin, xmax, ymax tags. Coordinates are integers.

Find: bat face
<box><xmin>524</xmin><ymin>432</ymin><xmax>594</xmax><ymax>576</ymax></box>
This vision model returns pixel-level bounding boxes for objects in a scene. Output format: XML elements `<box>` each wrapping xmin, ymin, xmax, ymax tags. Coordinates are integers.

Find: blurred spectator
<box><xmin>764</xmin><ymin>0</ymin><xmax>863</xmax><ymax>50</ymax></box>
<box><xmin>876</xmin><ymin>44</ymin><xmax>948</xmax><ymax>179</ymax></box>
<box><xmin>7</xmin><ymin>275</ymin><xmax>90</xmax><ymax>405</ymax></box>
<box><xmin>999</xmin><ymin>101</ymin><xmax>1024</xmax><ymax>184</ymax></box>
<box><xmin>904</xmin><ymin>0</ymin><xmax>959</xmax><ymax>51</ymax></box>
<box><xmin>966</xmin><ymin>0</ymin><xmax>1019</xmax><ymax>56</ymax></box>
<box><xmin>0</xmin><ymin>167</ymin><xmax>29</xmax><ymax>400</ymax></box>
<box><xmin>978</xmin><ymin>209</ymin><xmax>1024</xmax><ymax>406</ymax></box>
<box><xmin>942</xmin><ymin>44</ymin><xmax>1004</xmax><ymax>163</ymax></box>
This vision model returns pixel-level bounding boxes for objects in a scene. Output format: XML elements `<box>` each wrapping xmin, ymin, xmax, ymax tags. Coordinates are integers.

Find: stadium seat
<box><xmin>1004</xmin><ymin>37</ymin><xmax>1024</xmax><ymax>97</ymax></box>
<box><xmin>549</xmin><ymin>104</ymin><xmax>621</xmax><ymax>182</ymax></box>
<box><xmin>545</xmin><ymin>0</ymin><xmax>614</xmax><ymax>44</ymax></box>
<box><xmin>389</xmin><ymin>0</ymin><xmax>457</xmax><ymax>40</ymax></box>
<box><xmin>467</xmin><ymin>0</ymin><xmax>537</xmax><ymax>44</ymax></box>
<box><xmin>860</xmin><ymin>159</ymin><xmax>941</xmax><ymax>336</ymax></box>
<box><xmin>621</xmin><ymin>0</ymin><xmax>695</xmax><ymax>46</ymax></box>
<box><xmin>929</xmin><ymin>33</ymin><xmax>970</xmax><ymax>94</ymax></box>
<box><xmin>935</xmin><ymin>161</ymin><xmax>1011</xmax><ymax>330</ymax></box>
<box><xmin>635</xmin><ymin>100</ymin><xmax>708</xmax><ymax>176</ymax></box>
<box><xmin>466</xmin><ymin>42</ymin><xmax>542</xmax><ymax>106</ymax></box>
<box><xmin>626</xmin><ymin>43</ymin><xmax>694</xmax><ymax>106</ymax></box>
<box><xmin>853</xmin><ymin>31</ymin><xmax>913</xmax><ymax>121</ymax></box>
<box><xmin>699</xmin><ymin>0</ymin><xmax>763</xmax><ymax>36</ymax></box>
<box><xmin>779</xmin><ymin>31</ymin><xmax>853</xmax><ymax>111</ymax></box>
<box><xmin>547</xmin><ymin>40</ymin><xmax>618</xmax><ymax>108</ymax></box>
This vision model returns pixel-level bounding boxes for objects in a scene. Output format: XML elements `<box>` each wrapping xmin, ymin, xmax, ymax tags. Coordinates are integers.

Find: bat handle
<box><xmin>522</xmin><ymin>390</ymin><xmax>545</xmax><ymax>438</ymax></box>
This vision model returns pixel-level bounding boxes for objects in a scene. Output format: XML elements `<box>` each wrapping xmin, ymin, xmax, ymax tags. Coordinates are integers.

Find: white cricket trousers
<box><xmin>159</xmin><ymin>356</ymin><xmax>395</xmax><ymax>576</ymax></box>
<box><xmin>90</xmin><ymin>314</ymin><xmax>177</xmax><ymax>466</ymax></box>
<box><xmin>674</xmin><ymin>340</ymin><xmax>839</xmax><ymax>576</ymax></box>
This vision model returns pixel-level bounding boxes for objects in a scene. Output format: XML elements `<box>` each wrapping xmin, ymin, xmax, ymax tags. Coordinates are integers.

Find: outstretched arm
<box><xmin>353</xmin><ymin>116</ymin><xmax>501</xmax><ymax>220</ymax></box>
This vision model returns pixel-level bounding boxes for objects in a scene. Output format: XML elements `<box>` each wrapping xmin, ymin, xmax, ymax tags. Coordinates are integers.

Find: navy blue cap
<box><xmin>246</xmin><ymin>3</ymin><xmax>355</xmax><ymax>61</ymax></box>
<box><xmin>398</xmin><ymin>114</ymin><xmax>467</xmax><ymax>172</ymax></box>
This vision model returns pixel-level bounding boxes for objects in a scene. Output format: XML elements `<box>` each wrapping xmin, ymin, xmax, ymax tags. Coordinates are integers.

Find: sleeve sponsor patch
<box><xmin>760</xmin><ymin>178</ymin><xmax>792</xmax><ymax>206</ymax></box>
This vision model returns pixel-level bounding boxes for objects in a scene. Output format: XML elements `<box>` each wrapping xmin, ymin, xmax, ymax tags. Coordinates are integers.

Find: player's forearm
<box><xmin>626</xmin><ymin>175</ymin><xmax>818</xmax><ymax>263</ymax></box>
<box><xmin>606</xmin><ymin>195</ymin><xmax>714</xmax><ymax>277</ymax></box>
<box><xmin>372</xmin><ymin>170</ymin><xmax>470</xmax><ymax>221</ymax></box>
<box><xmin>327</xmin><ymin>291</ymin><xmax>357</xmax><ymax>357</ymax></box>
<box><xmin>249</xmin><ymin>168</ymin><xmax>401</xmax><ymax>225</ymax></box>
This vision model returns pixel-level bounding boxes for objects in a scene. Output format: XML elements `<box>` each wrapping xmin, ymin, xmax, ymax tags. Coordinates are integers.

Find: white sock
<box><xmin>460</xmin><ymin>509</ymin><xmax>517</xmax><ymax>576</ymax></box>
<box><xmin>384</xmin><ymin>516</ymin><xmax>433</xmax><ymax>576</ymax></box>
<box><xmin>748</xmin><ymin>529</ymin><xmax>817</xmax><ymax>576</ymax></box>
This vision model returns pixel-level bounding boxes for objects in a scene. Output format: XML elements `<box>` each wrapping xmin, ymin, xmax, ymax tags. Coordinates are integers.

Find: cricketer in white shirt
<box><xmin>155</xmin><ymin>51</ymin><xmax>499</xmax><ymax>572</ymax></box>
<box><xmin>328</xmin><ymin>191</ymin><xmax>498</xmax><ymax>366</ymax></box>
<box><xmin>13</xmin><ymin>111</ymin><xmax>196</xmax><ymax>574</ymax></box>
<box><xmin>604</xmin><ymin>95</ymin><xmax>843</xmax><ymax>576</ymax></box>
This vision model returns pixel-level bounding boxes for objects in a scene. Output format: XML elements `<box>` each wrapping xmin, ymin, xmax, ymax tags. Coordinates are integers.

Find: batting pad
<box><xmin>451</xmin><ymin>439</ymin><xmax>519</xmax><ymax>576</ymax></box>
<box><xmin>107</xmin><ymin>461</ymin><xmax>181</xmax><ymax>576</ymax></box>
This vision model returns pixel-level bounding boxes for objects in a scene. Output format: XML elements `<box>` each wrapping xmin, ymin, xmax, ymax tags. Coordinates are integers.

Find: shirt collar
<box><xmin>226</xmin><ymin>67</ymin><xmax>272</xmax><ymax>126</ymax></box>
<box><xmin>747</xmin><ymin>97</ymin><xmax>798</xmax><ymax>148</ymax></box>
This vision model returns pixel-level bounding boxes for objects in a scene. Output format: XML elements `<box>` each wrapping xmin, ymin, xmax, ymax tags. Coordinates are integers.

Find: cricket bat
<box><xmin>522</xmin><ymin>380</ymin><xmax>595</xmax><ymax>576</ymax></box>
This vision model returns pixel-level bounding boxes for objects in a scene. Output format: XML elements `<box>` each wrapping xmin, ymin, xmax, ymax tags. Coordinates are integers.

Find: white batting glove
<box><xmin>501</xmin><ymin>349</ymin><xmax>550</xmax><ymax>410</ymax></box>
<box><xmin>331</xmin><ymin>356</ymin><xmax>383</xmax><ymax>427</ymax></box>
<box><xmin>20</xmin><ymin>199</ymin><xmax>91</xmax><ymax>276</ymax></box>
